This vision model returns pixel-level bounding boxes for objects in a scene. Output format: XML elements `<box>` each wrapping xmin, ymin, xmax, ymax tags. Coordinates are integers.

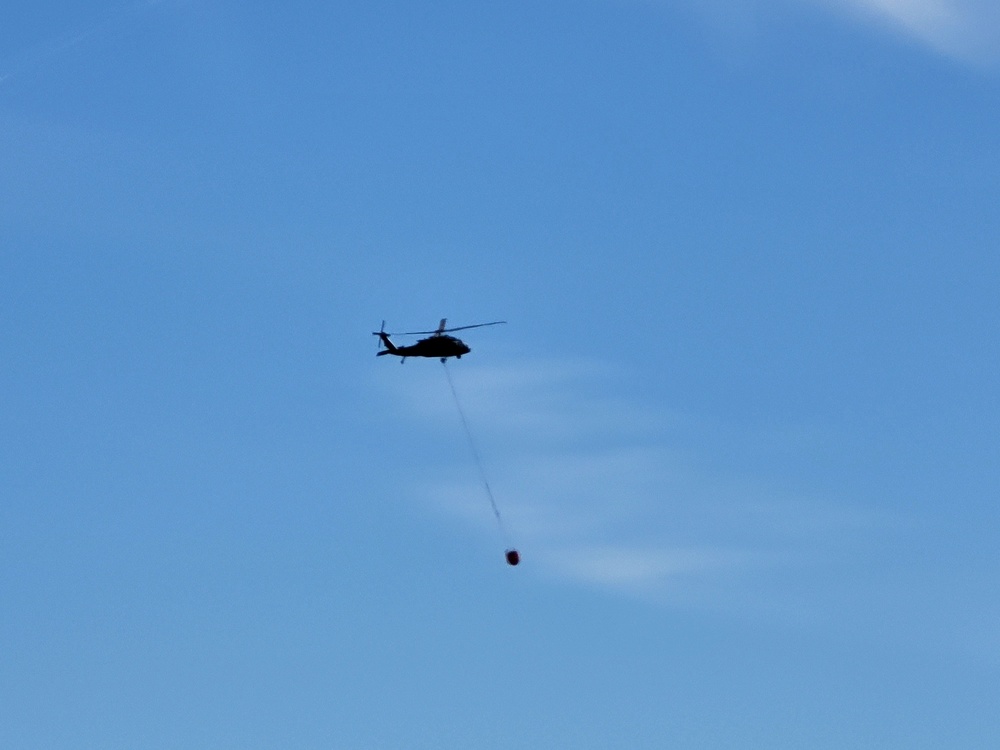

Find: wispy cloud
<box><xmin>0</xmin><ymin>0</ymin><xmax>171</xmax><ymax>86</ymax></box>
<box><xmin>539</xmin><ymin>545</ymin><xmax>756</xmax><ymax>595</ymax></box>
<box><xmin>381</xmin><ymin>358</ymin><xmax>885</xmax><ymax>609</ymax></box>
<box><xmin>817</xmin><ymin>0</ymin><xmax>1000</xmax><ymax>62</ymax></box>
<box><xmin>380</xmin><ymin>359</ymin><xmax>1000</xmax><ymax>663</ymax></box>
<box><xmin>654</xmin><ymin>0</ymin><xmax>1000</xmax><ymax>65</ymax></box>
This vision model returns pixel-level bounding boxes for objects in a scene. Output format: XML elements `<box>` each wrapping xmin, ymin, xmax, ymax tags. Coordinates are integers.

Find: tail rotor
<box><xmin>372</xmin><ymin>321</ymin><xmax>398</xmax><ymax>357</ymax></box>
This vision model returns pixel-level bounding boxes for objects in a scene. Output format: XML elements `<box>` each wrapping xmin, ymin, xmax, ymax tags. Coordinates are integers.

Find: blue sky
<box><xmin>2</xmin><ymin>0</ymin><xmax>998</xmax><ymax>747</ymax></box>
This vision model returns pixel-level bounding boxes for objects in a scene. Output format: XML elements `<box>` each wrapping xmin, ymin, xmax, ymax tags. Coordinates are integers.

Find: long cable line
<box><xmin>442</xmin><ymin>361</ymin><xmax>504</xmax><ymax>530</ymax></box>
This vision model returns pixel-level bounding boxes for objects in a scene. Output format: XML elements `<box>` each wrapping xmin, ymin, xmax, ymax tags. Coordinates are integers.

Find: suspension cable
<box><xmin>442</xmin><ymin>361</ymin><xmax>504</xmax><ymax>530</ymax></box>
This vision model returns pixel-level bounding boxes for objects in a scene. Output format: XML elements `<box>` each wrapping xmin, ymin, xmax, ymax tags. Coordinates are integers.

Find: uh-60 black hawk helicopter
<box><xmin>373</xmin><ymin>318</ymin><xmax>505</xmax><ymax>363</ymax></box>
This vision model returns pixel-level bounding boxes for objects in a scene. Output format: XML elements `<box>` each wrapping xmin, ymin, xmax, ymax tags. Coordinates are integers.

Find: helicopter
<box><xmin>373</xmin><ymin>318</ymin><xmax>506</xmax><ymax>363</ymax></box>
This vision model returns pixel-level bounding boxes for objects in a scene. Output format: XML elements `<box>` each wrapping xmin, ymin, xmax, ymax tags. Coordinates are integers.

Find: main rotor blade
<box><xmin>399</xmin><ymin>321</ymin><xmax>506</xmax><ymax>335</ymax></box>
<box><xmin>439</xmin><ymin>320</ymin><xmax>507</xmax><ymax>333</ymax></box>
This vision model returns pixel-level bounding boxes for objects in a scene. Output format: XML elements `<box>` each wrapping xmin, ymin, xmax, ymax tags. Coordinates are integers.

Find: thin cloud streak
<box><xmin>383</xmin><ymin>358</ymin><xmax>884</xmax><ymax>607</ymax></box>
<box><xmin>377</xmin><ymin>358</ymin><xmax>1000</xmax><ymax>661</ymax></box>
<box><xmin>651</xmin><ymin>0</ymin><xmax>1000</xmax><ymax>65</ymax></box>
<box><xmin>0</xmin><ymin>0</ymin><xmax>173</xmax><ymax>85</ymax></box>
<box><xmin>538</xmin><ymin>545</ymin><xmax>758</xmax><ymax>593</ymax></box>
<box><xmin>817</xmin><ymin>0</ymin><xmax>1000</xmax><ymax>62</ymax></box>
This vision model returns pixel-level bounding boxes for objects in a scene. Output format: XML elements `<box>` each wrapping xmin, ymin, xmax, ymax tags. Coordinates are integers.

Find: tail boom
<box><xmin>376</xmin><ymin>332</ymin><xmax>398</xmax><ymax>355</ymax></box>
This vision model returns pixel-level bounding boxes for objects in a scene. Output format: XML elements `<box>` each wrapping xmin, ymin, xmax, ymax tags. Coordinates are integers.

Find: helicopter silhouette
<box><xmin>373</xmin><ymin>318</ymin><xmax>505</xmax><ymax>363</ymax></box>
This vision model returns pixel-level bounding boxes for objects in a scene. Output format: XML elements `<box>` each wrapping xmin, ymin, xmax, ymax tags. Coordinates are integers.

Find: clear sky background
<box><xmin>2</xmin><ymin>0</ymin><xmax>998</xmax><ymax>747</ymax></box>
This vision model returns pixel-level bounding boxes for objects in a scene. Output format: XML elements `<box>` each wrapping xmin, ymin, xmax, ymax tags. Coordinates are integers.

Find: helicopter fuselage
<box><xmin>376</xmin><ymin>332</ymin><xmax>470</xmax><ymax>361</ymax></box>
